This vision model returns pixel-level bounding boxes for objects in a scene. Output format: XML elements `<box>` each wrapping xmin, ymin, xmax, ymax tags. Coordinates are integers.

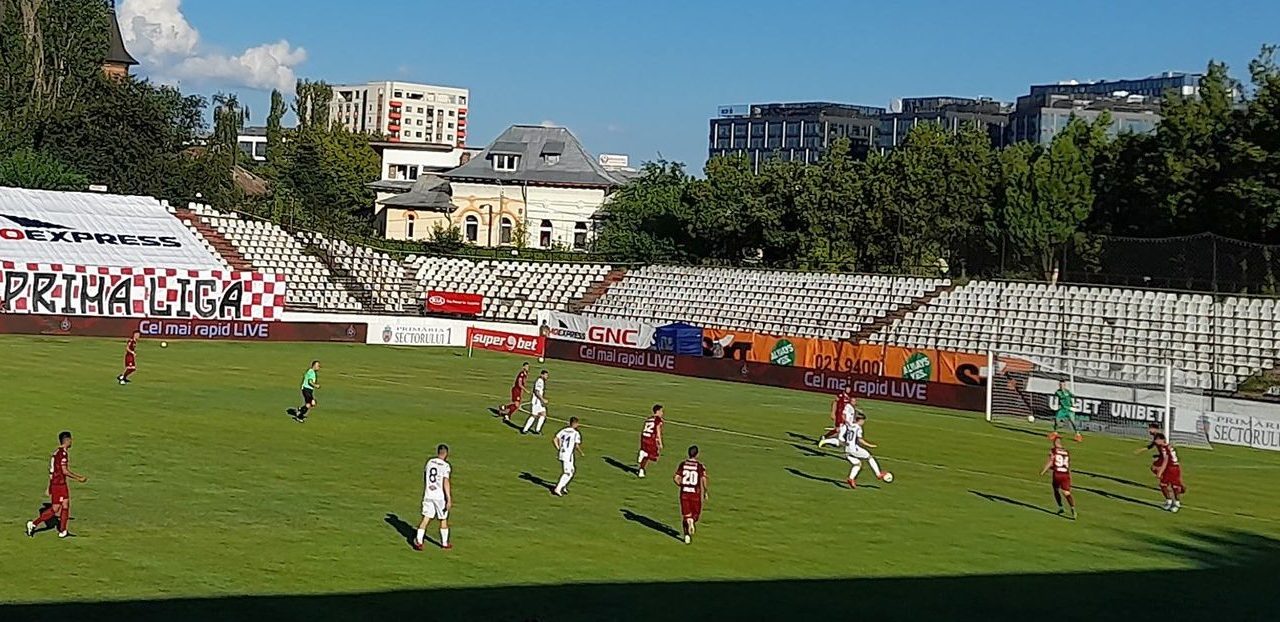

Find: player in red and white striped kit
<box><xmin>1039</xmin><ymin>436</ymin><xmax>1076</xmax><ymax>519</ymax></box>
<box><xmin>636</xmin><ymin>404</ymin><xmax>664</xmax><ymax>478</ymax></box>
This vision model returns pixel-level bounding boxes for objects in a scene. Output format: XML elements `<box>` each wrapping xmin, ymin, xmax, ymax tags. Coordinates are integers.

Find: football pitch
<box><xmin>2</xmin><ymin>336</ymin><xmax>1279</xmax><ymax>621</ymax></box>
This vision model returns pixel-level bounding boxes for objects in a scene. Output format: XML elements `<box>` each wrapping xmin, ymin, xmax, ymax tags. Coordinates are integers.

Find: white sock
<box><xmin>415</xmin><ymin>528</ymin><xmax>424</xmax><ymax>544</ymax></box>
<box><xmin>848</xmin><ymin>459</ymin><xmax>862</xmax><ymax>480</ymax></box>
<box><xmin>522</xmin><ymin>416</ymin><xmax>535</xmax><ymax>433</ymax></box>
<box><xmin>867</xmin><ymin>456</ymin><xmax>882</xmax><ymax>478</ymax></box>
<box><xmin>535</xmin><ymin>415</ymin><xmax>547</xmax><ymax>433</ymax></box>
<box><xmin>555</xmin><ymin>473</ymin><xmax>572</xmax><ymax>493</ymax></box>
<box><xmin>440</xmin><ymin>528</ymin><xmax>450</xmax><ymax>545</ymax></box>
<box><xmin>637</xmin><ymin>450</ymin><xmax>646</xmax><ymax>463</ymax></box>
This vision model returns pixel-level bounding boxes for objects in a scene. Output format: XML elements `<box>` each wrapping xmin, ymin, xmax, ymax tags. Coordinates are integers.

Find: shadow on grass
<box><xmin>1078</xmin><ymin>469</ymin><xmax>1149</xmax><ymax>489</ymax></box>
<box><xmin>619</xmin><ymin>508</ymin><xmax>682</xmax><ymax>541</ymax></box>
<box><xmin>790</xmin><ymin>443</ymin><xmax>841</xmax><ymax>460</ymax></box>
<box><xmin>785</xmin><ymin>467</ymin><xmax>848</xmax><ymax>489</ymax></box>
<box><xmin>518</xmin><ymin>471</ymin><xmax>556</xmax><ymax>492</ymax></box>
<box><xmin>786</xmin><ymin>431</ymin><xmax>818</xmax><ymax>443</ymax></box>
<box><xmin>603</xmin><ymin>456</ymin><xmax>639</xmax><ymax>476</ymax></box>
<box><xmin>1077</xmin><ymin>486</ymin><xmax>1164</xmax><ymax>509</ymax></box>
<box><xmin>7</xmin><ymin>527</ymin><xmax>1278</xmax><ymax>621</ymax></box>
<box><xmin>383</xmin><ymin>513</ymin><xmax>437</xmax><ymax>549</ymax></box>
<box><xmin>969</xmin><ymin>490</ymin><xmax>1065</xmax><ymax>518</ymax></box>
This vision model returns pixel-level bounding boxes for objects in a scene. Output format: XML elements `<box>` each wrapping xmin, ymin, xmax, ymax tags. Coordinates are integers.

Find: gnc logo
<box><xmin>588</xmin><ymin>326</ymin><xmax>640</xmax><ymax>346</ymax></box>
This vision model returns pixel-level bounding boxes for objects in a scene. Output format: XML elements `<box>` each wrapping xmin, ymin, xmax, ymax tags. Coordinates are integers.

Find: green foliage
<box><xmin>0</xmin><ymin>147</ymin><xmax>87</xmax><ymax>190</ymax></box>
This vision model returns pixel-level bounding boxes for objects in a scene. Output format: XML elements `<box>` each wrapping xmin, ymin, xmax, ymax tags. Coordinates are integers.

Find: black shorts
<box><xmin>302</xmin><ymin>388</ymin><xmax>315</xmax><ymax>404</ymax></box>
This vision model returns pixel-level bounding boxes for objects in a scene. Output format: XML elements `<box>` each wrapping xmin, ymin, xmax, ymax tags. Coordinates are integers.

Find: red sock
<box><xmin>34</xmin><ymin>507</ymin><xmax>56</xmax><ymax>525</ymax></box>
<box><xmin>1066</xmin><ymin>495</ymin><xmax>1075</xmax><ymax>508</ymax></box>
<box><xmin>123</xmin><ymin>369</ymin><xmax>135</xmax><ymax>380</ymax></box>
<box><xmin>58</xmin><ymin>507</ymin><xmax>69</xmax><ymax>533</ymax></box>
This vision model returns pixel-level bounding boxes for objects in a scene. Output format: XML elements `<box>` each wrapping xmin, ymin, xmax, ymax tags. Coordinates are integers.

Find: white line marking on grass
<box><xmin>337</xmin><ymin>371</ymin><xmax>1280</xmax><ymax>525</ymax></box>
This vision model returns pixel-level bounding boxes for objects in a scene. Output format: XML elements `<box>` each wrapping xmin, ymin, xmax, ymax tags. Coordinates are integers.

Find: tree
<box><xmin>212</xmin><ymin>92</ymin><xmax>250</xmax><ymax>178</ymax></box>
<box><xmin>0</xmin><ymin>147</ymin><xmax>86</xmax><ymax>190</ymax></box>
<box><xmin>294</xmin><ymin>79</ymin><xmax>333</xmax><ymax>132</ymax></box>
<box><xmin>264</xmin><ymin>88</ymin><xmax>287</xmax><ymax>173</ymax></box>
<box><xmin>592</xmin><ymin>161</ymin><xmax>694</xmax><ymax>263</ymax></box>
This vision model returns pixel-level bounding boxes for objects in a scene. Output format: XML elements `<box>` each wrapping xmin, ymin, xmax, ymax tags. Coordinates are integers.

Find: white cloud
<box><xmin>538</xmin><ymin>120</ymin><xmax>560</xmax><ymax>128</ymax></box>
<box><xmin>119</xmin><ymin>0</ymin><xmax>306</xmax><ymax>92</ymax></box>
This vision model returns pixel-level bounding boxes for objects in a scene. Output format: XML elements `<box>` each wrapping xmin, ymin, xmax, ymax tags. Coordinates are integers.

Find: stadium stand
<box><xmin>583</xmin><ymin>265</ymin><xmax>950</xmax><ymax>340</ymax></box>
<box><xmin>181</xmin><ymin>204</ymin><xmax>362</xmax><ymax>311</ymax></box>
<box><xmin>874</xmin><ymin>280</ymin><xmax>1279</xmax><ymax>391</ymax></box>
<box><xmin>402</xmin><ymin>255</ymin><xmax>618</xmax><ymax>322</ymax></box>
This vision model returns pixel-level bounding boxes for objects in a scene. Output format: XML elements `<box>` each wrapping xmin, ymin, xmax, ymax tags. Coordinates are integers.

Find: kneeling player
<box><xmin>1039</xmin><ymin>436</ymin><xmax>1076</xmax><ymax>518</ymax></box>
<box><xmin>637</xmin><ymin>404</ymin><xmax>665</xmax><ymax>478</ymax></box>
<box><xmin>415</xmin><ymin>444</ymin><xmax>452</xmax><ymax>550</ymax></box>
<box><xmin>674</xmin><ymin>445</ymin><xmax>708</xmax><ymax>544</ymax></box>
<box><xmin>843</xmin><ymin>412</ymin><xmax>887</xmax><ymax>488</ymax></box>
<box><xmin>1152</xmin><ymin>433</ymin><xmax>1185</xmax><ymax>512</ymax></box>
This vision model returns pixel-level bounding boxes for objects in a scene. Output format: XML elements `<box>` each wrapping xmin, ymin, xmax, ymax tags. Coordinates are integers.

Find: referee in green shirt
<box><xmin>288</xmin><ymin>360</ymin><xmax>321</xmax><ymax>423</ymax></box>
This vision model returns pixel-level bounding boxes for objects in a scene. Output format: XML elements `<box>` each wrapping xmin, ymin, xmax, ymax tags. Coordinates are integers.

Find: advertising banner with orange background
<box><xmin>702</xmin><ymin>328</ymin><xmax>986</xmax><ymax>386</ymax></box>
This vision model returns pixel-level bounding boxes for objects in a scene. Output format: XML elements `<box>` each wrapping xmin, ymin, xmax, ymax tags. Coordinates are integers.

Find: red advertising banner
<box><xmin>467</xmin><ymin>326</ymin><xmax>544</xmax><ymax>357</ymax></box>
<box><xmin>547</xmin><ymin>339</ymin><xmax>985</xmax><ymax>412</ymax></box>
<box><xmin>426</xmin><ymin>291</ymin><xmax>483</xmax><ymax>316</ymax></box>
<box><xmin>0</xmin><ymin>314</ymin><xmax>365</xmax><ymax>342</ymax></box>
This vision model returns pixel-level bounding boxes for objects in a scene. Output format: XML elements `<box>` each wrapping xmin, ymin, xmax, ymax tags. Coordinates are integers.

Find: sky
<box><xmin>118</xmin><ymin>0</ymin><xmax>1280</xmax><ymax>171</ymax></box>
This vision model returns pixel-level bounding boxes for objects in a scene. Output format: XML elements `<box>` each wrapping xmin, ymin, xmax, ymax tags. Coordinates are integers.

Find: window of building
<box><xmin>415</xmin><ymin>131</ymin><xmax>422</xmax><ymax>138</ymax></box>
<box><xmin>405</xmin><ymin>213</ymin><xmax>416</xmax><ymax>239</ymax></box>
<box><xmin>539</xmin><ymin>219</ymin><xmax>553</xmax><ymax>247</ymax></box>
<box><xmin>573</xmin><ymin>222</ymin><xmax>588</xmax><ymax>250</ymax></box>
<box><xmin>447</xmin><ymin>122</ymin><xmax>454</xmax><ymax>129</ymax></box>
<box><xmin>448</xmin><ymin>110</ymin><xmax>455</xmax><ymax>117</ymax></box>
<box><xmin>447</xmin><ymin>134</ymin><xmax>454</xmax><ymax>141</ymax></box>
<box><xmin>493</xmin><ymin>154</ymin><xmax>519</xmax><ymax>172</ymax></box>
<box><xmin>394</xmin><ymin>91</ymin><xmax>403</xmax><ymax>97</ymax></box>
<box><xmin>460</xmin><ymin>96</ymin><xmax>466</xmax><ymax>104</ymax></box>
<box><xmin>464</xmin><ymin>215</ymin><xmax>479</xmax><ymax>242</ymax></box>
<box><xmin>408</xmin><ymin>165</ymin><xmax>419</xmax><ymax>180</ymax></box>
<box><xmin>544</xmin><ymin>153</ymin><xmax>560</xmax><ymax>165</ymax></box>
<box><xmin>499</xmin><ymin>217</ymin><xmax>513</xmax><ymax>245</ymax></box>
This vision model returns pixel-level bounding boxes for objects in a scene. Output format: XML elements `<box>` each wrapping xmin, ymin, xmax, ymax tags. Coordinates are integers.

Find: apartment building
<box><xmin>329</xmin><ymin>81</ymin><xmax>469</xmax><ymax>147</ymax></box>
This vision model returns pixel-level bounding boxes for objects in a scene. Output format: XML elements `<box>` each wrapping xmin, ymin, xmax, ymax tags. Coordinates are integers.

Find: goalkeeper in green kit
<box><xmin>1052</xmin><ymin>379</ymin><xmax>1083</xmax><ymax>442</ymax></box>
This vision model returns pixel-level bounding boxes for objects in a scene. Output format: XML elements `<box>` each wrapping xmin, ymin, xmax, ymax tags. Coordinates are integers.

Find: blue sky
<box><xmin>121</xmin><ymin>0</ymin><xmax>1279</xmax><ymax>170</ymax></box>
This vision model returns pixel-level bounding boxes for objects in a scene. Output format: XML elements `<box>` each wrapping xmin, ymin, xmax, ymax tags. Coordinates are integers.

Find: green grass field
<box><xmin>2</xmin><ymin>335</ymin><xmax>1279</xmax><ymax>621</ymax></box>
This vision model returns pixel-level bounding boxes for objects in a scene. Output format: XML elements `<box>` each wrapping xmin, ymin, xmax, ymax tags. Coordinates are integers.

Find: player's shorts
<box><xmin>561</xmin><ymin>459</ymin><xmax>575</xmax><ymax>476</ymax></box>
<box><xmin>1052</xmin><ymin>472</ymin><xmax>1072</xmax><ymax>492</ymax></box>
<box><xmin>846</xmin><ymin>445</ymin><xmax>871</xmax><ymax>460</ymax></box>
<box><xmin>302</xmin><ymin>388</ymin><xmax>315</xmax><ymax>405</ymax></box>
<box><xmin>124</xmin><ymin>355</ymin><xmax>136</xmax><ymax>370</ymax></box>
<box><xmin>48</xmin><ymin>484</ymin><xmax>69</xmax><ymax>505</ymax></box>
<box><xmin>680</xmin><ymin>493</ymin><xmax>703</xmax><ymax>522</ymax></box>
<box><xmin>532</xmin><ymin>400</ymin><xmax>547</xmax><ymax>416</ymax></box>
<box><xmin>1055</xmin><ymin>410</ymin><xmax>1074</xmax><ymax>420</ymax></box>
<box><xmin>640</xmin><ymin>440</ymin><xmax>660</xmax><ymax>460</ymax></box>
<box><xmin>511</xmin><ymin>387</ymin><xmax>523</xmax><ymax>403</ymax></box>
<box><xmin>421</xmin><ymin>497</ymin><xmax>449</xmax><ymax>520</ymax></box>
<box><xmin>1160</xmin><ymin>466</ymin><xmax>1185</xmax><ymax>493</ymax></box>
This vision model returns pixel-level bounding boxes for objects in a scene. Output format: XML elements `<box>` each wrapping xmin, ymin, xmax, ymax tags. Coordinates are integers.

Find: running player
<box><xmin>25</xmin><ymin>431</ymin><xmax>88</xmax><ymax>539</ymax></box>
<box><xmin>843</xmin><ymin>412</ymin><xmax>887</xmax><ymax>488</ymax></box>
<box><xmin>1052</xmin><ymin>379</ymin><xmax>1083</xmax><ymax>442</ymax></box>
<box><xmin>521</xmin><ymin>369</ymin><xmax>550</xmax><ymax>435</ymax></box>
<box><xmin>414</xmin><ymin>444</ymin><xmax>452</xmax><ymax>551</ymax></box>
<box><xmin>1039</xmin><ymin>436</ymin><xmax>1077</xmax><ymax>518</ymax></box>
<box><xmin>552</xmin><ymin>417</ymin><xmax>582</xmax><ymax>496</ymax></box>
<box><xmin>288</xmin><ymin>360</ymin><xmax>321</xmax><ymax>423</ymax></box>
<box><xmin>1152</xmin><ymin>433</ymin><xmax>1185</xmax><ymax>512</ymax></box>
<box><xmin>117</xmin><ymin>330</ymin><xmax>140</xmax><ymax>385</ymax></box>
<box><xmin>817</xmin><ymin>385</ymin><xmax>855</xmax><ymax>448</ymax></box>
<box><xmin>637</xmin><ymin>404</ymin><xmax>665</xmax><ymax>478</ymax></box>
<box><xmin>497</xmin><ymin>362</ymin><xmax>530</xmax><ymax>422</ymax></box>
<box><xmin>674</xmin><ymin>445</ymin><xmax>708</xmax><ymax>545</ymax></box>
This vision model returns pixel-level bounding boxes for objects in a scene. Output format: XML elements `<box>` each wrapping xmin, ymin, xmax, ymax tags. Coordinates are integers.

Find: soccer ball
<box><xmin>882</xmin><ymin>472</ymin><xmax>894</xmax><ymax>483</ymax></box>
<box><xmin>160</xmin><ymin>341</ymin><xmax>168</xmax><ymax>348</ymax></box>
<box><xmin>1027</xmin><ymin>415</ymin><xmax>1035</xmax><ymax>423</ymax></box>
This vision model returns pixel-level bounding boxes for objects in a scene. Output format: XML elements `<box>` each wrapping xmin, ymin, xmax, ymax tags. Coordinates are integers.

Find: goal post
<box><xmin>986</xmin><ymin>350</ymin><xmax>1211</xmax><ymax>448</ymax></box>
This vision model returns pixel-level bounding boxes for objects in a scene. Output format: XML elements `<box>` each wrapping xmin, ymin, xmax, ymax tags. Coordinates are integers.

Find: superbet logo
<box><xmin>471</xmin><ymin>332</ymin><xmax>507</xmax><ymax>348</ymax></box>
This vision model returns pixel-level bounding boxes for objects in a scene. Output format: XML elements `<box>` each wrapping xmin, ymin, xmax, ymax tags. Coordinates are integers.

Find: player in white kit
<box><xmin>414</xmin><ymin>444</ymin><xmax>452</xmax><ymax>550</ymax></box>
<box><xmin>522</xmin><ymin>369</ymin><xmax>550</xmax><ymax>435</ymax></box>
<box><xmin>817</xmin><ymin>388</ymin><xmax>857</xmax><ymax>448</ymax></box>
<box><xmin>843</xmin><ymin>412</ymin><xmax>886</xmax><ymax>488</ymax></box>
<box><xmin>552</xmin><ymin>417</ymin><xmax>583</xmax><ymax>496</ymax></box>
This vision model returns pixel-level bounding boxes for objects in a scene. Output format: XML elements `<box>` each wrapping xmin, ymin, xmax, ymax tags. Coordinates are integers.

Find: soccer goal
<box><xmin>985</xmin><ymin>350</ymin><xmax>1212</xmax><ymax>448</ymax></box>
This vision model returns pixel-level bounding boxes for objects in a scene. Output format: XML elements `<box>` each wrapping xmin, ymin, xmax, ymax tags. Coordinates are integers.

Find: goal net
<box><xmin>985</xmin><ymin>350</ymin><xmax>1212</xmax><ymax>448</ymax></box>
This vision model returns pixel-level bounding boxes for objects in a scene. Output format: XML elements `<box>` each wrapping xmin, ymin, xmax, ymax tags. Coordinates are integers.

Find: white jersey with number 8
<box><xmin>423</xmin><ymin>457</ymin><xmax>451</xmax><ymax>501</ymax></box>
